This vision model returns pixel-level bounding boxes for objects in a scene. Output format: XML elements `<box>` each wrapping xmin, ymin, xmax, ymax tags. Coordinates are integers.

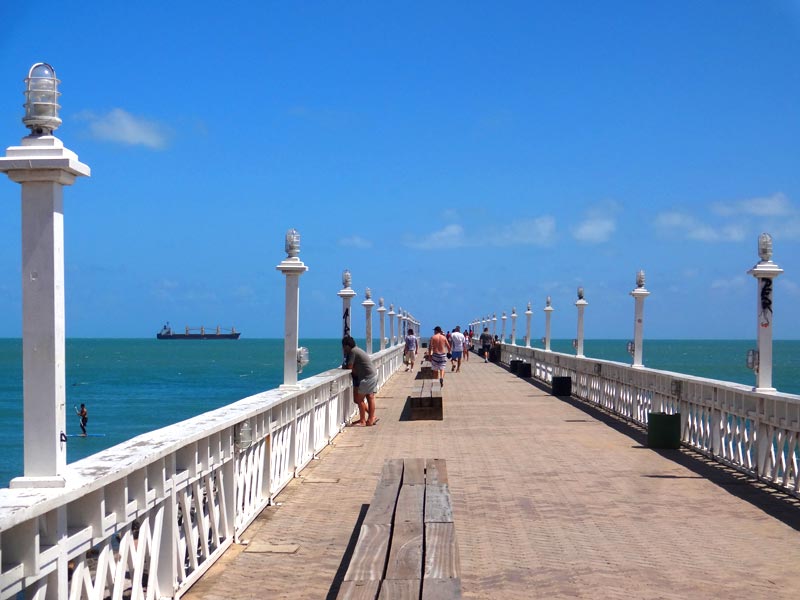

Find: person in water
<box><xmin>75</xmin><ymin>403</ymin><xmax>88</xmax><ymax>436</ymax></box>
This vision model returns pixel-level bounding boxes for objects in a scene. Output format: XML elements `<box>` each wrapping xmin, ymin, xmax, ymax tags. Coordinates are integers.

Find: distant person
<box><xmin>75</xmin><ymin>403</ymin><xmax>88</xmax><ymax>436</ymax></box>
<box><xmin>479</xmin><ymin>327</ymin><xmax>493</xmax><ymax>363</ymax></box>
<box><xmin>428</xmin><ymin>326</ymin><xmax>451</xmax><ymax>387</ymax></box>
<box><xmin>342</xmin><ymin>336</ymin><xmax>379</xmax><ymax>426</ymax></box>
<box><xmin>404</xmin><ymin>328</ymin><xmax>419</xmax><ymax>371</ymax></box>
<box><xmin>463</xmin><ymin>330</ymin><xmax>471</xmax><ymax>362</ymax></box>
<box><xmin>449</xmin><ymin>326</ymin><xmax>466</xmax><ymax>372</ymax></box>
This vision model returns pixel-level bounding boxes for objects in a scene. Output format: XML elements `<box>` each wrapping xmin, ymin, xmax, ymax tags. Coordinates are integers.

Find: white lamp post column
<box><xmin>362</xmin><ymin>289</ymin><xmax>375</xmax><ymax>354</ymax></box>
<box><xmin>337</xmin><ymin>270</ymin><xmax>356</xmax><ymax>338</ymax></box>
<box><xmin>525</xmin><ymin>302</ymin><xmax>532</xmax><ymax>347</ymax></box>
<box><xmin>510</xmin><ymin>307</ymin><xmax>517</xmax><ymax>346</ymax></box>
<box><xmin>492</xmin><ymin>313</ymin><xmax>497</xmax><ymax>337</ymax></box>
<box><xmin>377</xmin><ymin>298</ymin><xmax>386</xmax><ymax>350</ymax></box>
<box><xmin>544</xmin><ymin>296</ymin><xmax>553</xmax><ymax>352</ymax></box>
<box><xmin>575</xmin><ymin>287</ymin><xmax>588</xmax><ymax>358</ymax></box>
<box><xmin>501</xmin><ymin>312</ymin><xmax>507</xmax><ymax>343</ymax></box>
<box><xmin>0</xmin><ymin>63</ymin><xmax>90</xmax><ymax>487</ymax></box>
<box><xmin>397</xmin><ymin>308</ymin><xmax>404</xmax><ymax>343</ymax></box>
<box><xmin>748</xmin><ymin>233</ymin><xmax>783</xmax><ymax>392</ymax></box>
<box><xmin>388</xmin><ymin>304</ymin><xmax>396</xmax><ymax>346</ymax></box>
<box><xmin>630</xmin><ymin>270</ymin><xmax>650</xmax><ymax>368</ymax></box>
<box><xmin>276</xmin><ymin>229</ymin><xmax>308</xmax><ymax>390</ymax></box>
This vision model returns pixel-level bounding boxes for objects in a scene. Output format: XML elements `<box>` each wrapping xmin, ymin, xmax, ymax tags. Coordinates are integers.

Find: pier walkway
<box><xmin>184</xmin><ymin>357</ymin><xmax>800</xmax><ymax>599</ymax></box>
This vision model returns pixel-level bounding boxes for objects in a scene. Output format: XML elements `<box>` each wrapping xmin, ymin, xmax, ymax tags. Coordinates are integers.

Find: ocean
<box><xmin>0</xmin><ymin>338</ymin><xmax>797</xmax><ymax>487</ymax></box>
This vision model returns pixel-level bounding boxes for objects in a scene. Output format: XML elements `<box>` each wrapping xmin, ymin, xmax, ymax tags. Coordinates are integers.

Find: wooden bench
<box><xmin>409</xmin><ymin>378</ymin><xmax>443</xmax><ymax>420</ymax></box>
<box><xmin>418</xmin><ymin>358</ymin><xmax>436</xmax><ymax>380</ymax></box>
<box><xmin>338</xmin><ymin>458</ymin><xmax>461</xmax><ymax>599</ymax></box>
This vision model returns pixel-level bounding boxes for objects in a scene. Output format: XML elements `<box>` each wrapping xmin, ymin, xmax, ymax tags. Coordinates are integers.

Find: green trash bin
<box><xmin>518</xmin><ymin>362</ymin><xmax>532</xmax><ymax>378</ymax></box>
<box><xmin>510</xmin><ymin>359</ymin><xmax>522</xmax><ymax>373</ymax></box>
<box><xmin>647</xmin><ymin>412</ymin><xmax>681</xmax><ymax>449</ymax></box>
<box><xmin>551</xmin><ymin>376</ymin><xmax>571</xmax><ymax>396</ymax></box>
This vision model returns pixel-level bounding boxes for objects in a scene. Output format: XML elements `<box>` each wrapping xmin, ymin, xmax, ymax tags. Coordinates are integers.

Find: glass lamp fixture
<box><xmin>342</xmin><ymin>269</ymin><xmax>352</xmax><ymax>288</ymax></box>
<box><xmin>285</xmin><ymin>228</ymin><xmax>300</xmax><ymax>257</ymax></box>
<box><xmin>636</xmin><ymin>270</ymin><xmax>646</xmax><ymax>288</ymax></box>
<box><xmin>577</xmin><ymin>287</ymin><xmax>585</xmax><ymax>300</ymax></box>
<box><xmin>365</xmin><ymin>287</ymin><xmax>372</xmax><ymax>300</ymax></box>
<box><xmin>297</xmin><ymin>346</ymin><xmax>310</xmax><ymax>373</ymax></box>
<box><xmin>23</xmin><ymin>62</ymin><xmax>62</xmax><ymax>135</ymax></box>
<box><xmin>758</xmin><ymin>233</ymin><xmax>772</xmax><ymax>262</ymax></box>
<box><xmin>546</xmin><ymin>296</ymin><xmax>551</xmax><ymax>307</ymax></box>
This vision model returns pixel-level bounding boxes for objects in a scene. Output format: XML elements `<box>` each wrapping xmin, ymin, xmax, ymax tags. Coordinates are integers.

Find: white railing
<box><xmin>0</xmin><ymin>344</ymin><xmax>404</xmax><ymax>600</ymax></box>
<box><xmin>501</xmin><ymin>344</ymin><xmax>800</xmax><ymax>499</ymax></box>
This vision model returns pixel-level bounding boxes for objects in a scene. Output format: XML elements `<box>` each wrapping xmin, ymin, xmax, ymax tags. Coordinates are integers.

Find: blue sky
<box><xmin>0</xmin><ymin>1</ymin><xmax>799</xmax><ymax>339</ymax></box>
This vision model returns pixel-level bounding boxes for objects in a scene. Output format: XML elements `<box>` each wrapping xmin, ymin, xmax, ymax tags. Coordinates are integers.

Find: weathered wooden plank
<box><xmin>403</xmin><ymin>459</ymin><xmax>426</xmax><ymax>485</ymax></box>
<box><xmin>364</xmin><ymin>481</ymin><xmax>402</xmax><ymax>525</ymax></box>
<box><xmin>378</xmin><ymin>579</ymin><xmax>421</xmax><ymax>599</ymax></box>
<box><xmin>421</xmin><ymin>578</ymin><xmax>462</xmax><ymax>599</ymax></box>
<box><xmin>394</xmin><ymin>485</ymin><xmax>424</xmax><ymax>525</ymax></box>
<box><xmin>344</xmin><ymin>524</ymin><xmax>391</xmax><ymax>581</ymax></box>
<box><xmin>379</xmin><ymin>459</ymin><xmax>405</xmax><ymax>486</ymax></box>
<box><xmin>425</xmin><ymin>459</ymin><xmax>448</xmax><ymax>485</ymax></box>
<box><xmin>424</xmin><ymin>523</ymin><xmax>460</xmax><ymax>579</ymax></box>
<box><xmin>385</xmin><ymin>521</ymin><xmax>423</xmax><ymax>581</ymax></box>
<box><xmin>424</xmin><ymin>484</ymin><xmax>453</xmax><ymax>523</ymax></box>
<box><xmin>337</xmin><ymin>580</ymin><xmax>381</xmax><ymax>600</ymax></box>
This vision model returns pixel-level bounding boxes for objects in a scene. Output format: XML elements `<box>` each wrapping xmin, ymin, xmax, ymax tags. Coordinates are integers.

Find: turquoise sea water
<box><xmin>0</xmin><ymin>338</ymin><xmax>797</xmax><ymax>487</ymax></box>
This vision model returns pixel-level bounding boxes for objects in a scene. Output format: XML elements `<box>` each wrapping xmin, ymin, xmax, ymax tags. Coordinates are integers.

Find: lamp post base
<box><xmin>753</xmin><ymin>386</ymin><xmax>777</xmax><ymax>394</ymax></box>
<box><xmin>10</xmin><ymin>475</ymin><xmax>66</xmax><ymax>488</ymax></box>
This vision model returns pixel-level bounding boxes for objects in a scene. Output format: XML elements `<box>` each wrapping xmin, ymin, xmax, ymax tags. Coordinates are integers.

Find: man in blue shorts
<box><xmin>449</xmin><ymin>326</ymin><xmax>465</xmax><ymax>372</ymax></box>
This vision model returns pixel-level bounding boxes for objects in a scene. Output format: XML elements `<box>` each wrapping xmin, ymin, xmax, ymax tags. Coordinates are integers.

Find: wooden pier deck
<box><xmin>184</xmin><ymin>356</ymin><xmax>800</xmax><ymax>599</ymax></box>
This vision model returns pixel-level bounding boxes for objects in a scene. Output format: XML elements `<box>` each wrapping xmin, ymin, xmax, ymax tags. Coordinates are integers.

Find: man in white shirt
<box><xmin>449</xmin><ymin>325</ymin><xmax>466</xmax><ymax>372</ymax></box>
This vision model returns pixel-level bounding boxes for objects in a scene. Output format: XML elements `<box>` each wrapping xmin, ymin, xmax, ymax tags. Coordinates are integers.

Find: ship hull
<box><xmin>156</xmin><ymin>333</ymin><xmax>241</xmax><ymax>340</ymax></box>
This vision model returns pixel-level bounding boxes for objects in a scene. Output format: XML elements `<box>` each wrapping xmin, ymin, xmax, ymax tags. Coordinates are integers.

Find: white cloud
<box><xmin>712</xmin><ymin>193</ymin><xmax>794</xmax><ymax>217</ymax></box>
<box><xmin>710</xmin><ymin>276</ymin><xmax>748</xmax><ymax>290</ymax></box>
<box><xmin>572</xmin><ymin>216</ymin><xmax>616</xmax><ymax>243</ymax></box>
<box><xmin>495</xmin><ymin>217</ymin><xmax>556</xmax><ymax>246</ymax></box>
<box><xmin>76</xmin><ymin>108</ymin><xmax>170</xmax><ymax>149</ymax></box>
<box><xmin>654</xmin><ymin>212</ymin><xmax>746</xmax><ymax>242</ymax></box>
<box><xmin>338</xmin><ymin>235</ymin><xmax>373</xmax><ymax>249</ymax></box>
<box><xmin>407</xmin><ymin>224</ymin><xmax>467</xmax><ymax>249</ymax></box>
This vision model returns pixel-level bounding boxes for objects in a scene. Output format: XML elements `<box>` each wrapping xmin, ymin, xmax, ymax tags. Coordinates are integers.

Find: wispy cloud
<box><xmin>75</xmin><ymin>108</ymin><xmax>170</xmax><ymax>149</ymax></box>
<box><xmin>712</xmin><ymin>193</ymin><xmax>794</xmax><ymax>217</ymax></box>
<box><xmin>338</xmin><ymin>235</ymin><xmax>373</xmax><ymax>249</ymax></box>
<box><xmin>495</xmin><ymin>217</ymin><xmax>556</xmax><ymax>246</ymax></box>
<box><xmin>407</xmin><ymin>224</ymin><xmax>467</xmax><ymax>249</ymax></box>
<box><xmin>571</xmin><ymin>202</ymin><xmax>619</xmax><ymax>244</ymax></box>
<box><xmin>710</xmin><ymin>276</ymin><xmax>748</xmax><ymax>290</ymax></box>
<box><xmin>407</xmin><ymin>217</ymin><xmax>556</xmax><ymax>250</ymax></box>
<box><xmin>654</xmin><ymin>211</ymin><xmax>746</xmax><ymax>242</ymax></box>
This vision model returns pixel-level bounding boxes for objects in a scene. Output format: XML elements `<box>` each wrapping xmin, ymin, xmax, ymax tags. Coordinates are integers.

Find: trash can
<box><xmin>518</xmin><ymin>362</ymin><xmax>532</xmax><ymax>378</ymax></box>
<box><xmin>551</xmin><ymin>376</ymin><xmax>571</xmax><ymax>396</ymax></box>
<box><xmin>510</xmin><ymin>359</ymin><xmax>522</xmax><ymax>373</ymax></box>
<box><xmin>647</xmin><ymin>412</ymin><xmax>681</xmax><ymax>449</ymax></box>
<box><xmin>489</xmin><ymin>346</ymin><xmax>501</xmax><ymax>363</ymax></box>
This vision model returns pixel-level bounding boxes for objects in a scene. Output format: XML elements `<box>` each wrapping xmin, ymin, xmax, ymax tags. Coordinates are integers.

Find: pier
<box><xmin>183</xmin><ymin>356</ymin><xmax>800</xmax><ymax>599</ymax></box>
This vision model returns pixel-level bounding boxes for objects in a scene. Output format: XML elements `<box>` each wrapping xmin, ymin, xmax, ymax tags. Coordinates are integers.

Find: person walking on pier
<box><xmin>450</xmin><ymin>326</ymin><xmax>465</xmax><ymax>372</ymax></box>
<box><xmin>428</xmin><ymin>326</ymin><xmax>451</xmax><ymax>387</ymax></box>
<box><xmin>342</xmin><ymin>336</ymin><xmax>379</xmax><ymax>426</ymax></box>
<box><xmin>479</xmin><ymin>327</ymin><xmax>493</xmax><ymax>362</ymax></box>
<box><xmin>404</xmin><ymin>328</ymin><xmax>419</xmax><ymax>371</ymax></box>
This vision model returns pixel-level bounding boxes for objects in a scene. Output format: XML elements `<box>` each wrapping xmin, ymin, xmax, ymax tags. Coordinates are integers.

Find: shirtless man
<box><xmin>428</xmin><ymin>326</ymin><xmax>451</xmax><ymax>387</ymax></box>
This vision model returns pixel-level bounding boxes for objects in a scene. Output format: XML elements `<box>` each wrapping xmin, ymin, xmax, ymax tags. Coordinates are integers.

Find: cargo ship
<box><xmin>157</xmin><ymin>323</ymin><xmax>240</xmax><ymax>340</ymax></box>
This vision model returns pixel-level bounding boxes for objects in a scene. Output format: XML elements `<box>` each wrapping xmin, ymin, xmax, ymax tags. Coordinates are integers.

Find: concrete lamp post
<box><xmin>276</xmin><ymin>229</ymin><xmax>308</xmax><ymax>390</ymax></box>
<box><xmin>363</xmin><ymin>288</ymin><xmax>375</xmax><ymax>354</ymax></box>
<box><xmin>492</xmin><ymin>313</ymin><xmax>497</xmax><ymax>337</ymax></box>
<box><xmin>543</xmin><ymin>297</ymin><xmax>554</xmax><ymax>352</ymax></box>
<box><xmin>748</xmin><ymin>233</ymin><xmax>783</xmax><ymax>393</ymax></box>
<box><xmin>501</xmin><ymin>312</ymin><xmax>507</xmax><ymax>343</ymax></box>
<box><xmin>630</xmin><ymin>270</ymin><xmax>650</xmax><ymax>368</ymax></box>
<box><xmin>575</xmin><ymin>287</ymin><xmax>588</xmax><ymax>358</ymax></box>
<box><xmin>0</xmin><ymin>63</ymin><xmax>90</xmax><ymax>488</ymax></box>
<box><xmin>510</xmin><ymin>307</ymin><xmax>517</xmax><ymax>346</ymax></box>
<box><xmin>337</xmin><ymin>269</ymin><xmax>356</xmax><ymax>338</ymax></box>
<box><xmin>377</xmin><ymin>298</ymin><xmax>387</xmax><ymax>350</ymax></box>
<box><xmin>524</xmin><ymin>302</ymin><xmax>532</xmax><ymax>347</ymax></box>
<box><xmin>388</xmin><ymin>303</ymin><xmax>396</xmax><ymax>346</ymax></box>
